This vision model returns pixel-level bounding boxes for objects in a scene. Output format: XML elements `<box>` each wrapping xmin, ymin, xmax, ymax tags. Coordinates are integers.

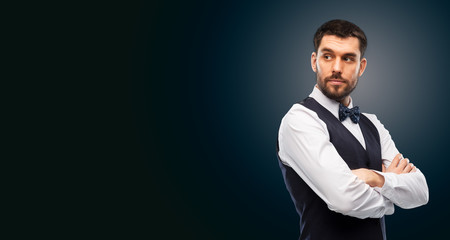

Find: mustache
<box><xmin>325</xmin><ymin>73</ymin><xmax>348</xmax><ymax>82</ymax></box>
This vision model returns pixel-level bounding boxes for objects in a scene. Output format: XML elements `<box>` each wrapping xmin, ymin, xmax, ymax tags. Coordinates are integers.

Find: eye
<box><xmin>323</xmin><ymin>55</ymin><xmax>332</xmax><ymax>60</ymax></box>
<box><xmin>344</xmin><ymin>57</ymin><xmax>355</xmax><ymax>62</ymax></box>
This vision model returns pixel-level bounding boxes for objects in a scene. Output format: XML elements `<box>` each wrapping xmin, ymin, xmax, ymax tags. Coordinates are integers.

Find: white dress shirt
<box><xmin>278</xmin><ymin>86</ymin><xmax>429</xmax><ymax>219</ymax></box>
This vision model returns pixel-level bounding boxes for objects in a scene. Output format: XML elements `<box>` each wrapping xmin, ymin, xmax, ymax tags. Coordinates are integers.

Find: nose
<box><xmin>332</xmin><ymin>58</ymin><xmax>343</xmax><ymax>74</ymax></box>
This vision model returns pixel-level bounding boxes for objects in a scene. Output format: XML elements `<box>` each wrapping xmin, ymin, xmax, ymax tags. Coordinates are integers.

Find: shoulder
<box><xmin>279</xmin><ymin>103</ymin><xmax>327</xmax><ymax>134</ymax></box>
<box><xmin>361</xmin><ymin>112</ymin><xmax>388</xmax><ymax>133</ymax></box>
<box><xmin>361</xmin><ymin>112</ymin><xmax>380</xmax><ymax>124</ymax></box>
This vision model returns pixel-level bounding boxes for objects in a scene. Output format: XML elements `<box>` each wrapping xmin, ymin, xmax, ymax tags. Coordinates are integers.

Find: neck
<box><xmin>339</xmin><ymin>96</ymin><xmax>351</xmax><ymax>107</ymax></box>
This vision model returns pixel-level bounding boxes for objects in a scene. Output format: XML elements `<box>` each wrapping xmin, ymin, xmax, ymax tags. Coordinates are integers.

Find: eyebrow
<box><xmin>321</xmin><ymin>48</ymin><xmax>357</xmax><ymax>57</ymax></box>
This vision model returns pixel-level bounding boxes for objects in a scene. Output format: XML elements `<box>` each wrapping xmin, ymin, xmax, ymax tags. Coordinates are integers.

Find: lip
<box><xmin>327</xmin><ymin>79</ymin><xmax>345</xmax><ymax>85</ymax></box>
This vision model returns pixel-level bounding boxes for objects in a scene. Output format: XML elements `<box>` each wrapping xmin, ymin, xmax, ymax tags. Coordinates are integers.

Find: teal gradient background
<box><xmin>125</xmin><ymin>0</ymin><xmax>450</xmax><ymax>239</ymax></box>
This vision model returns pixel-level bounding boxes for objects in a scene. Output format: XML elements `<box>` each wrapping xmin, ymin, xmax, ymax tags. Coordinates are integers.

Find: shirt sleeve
<box><xmin>364</xmin><ymin>113</ymin><xmax>429</xmax><ymax>209</ymax></box>
<box><xmin>278</xmin><ymin>104</ymin><xmax>394</xmax><ymax>219</ymax></box>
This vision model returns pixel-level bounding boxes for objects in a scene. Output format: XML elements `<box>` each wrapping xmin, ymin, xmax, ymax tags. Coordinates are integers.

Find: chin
<box><xmin>323</xmin><ymin>88</ymin><xmax>347</xmax><ymax>101</ymax></box>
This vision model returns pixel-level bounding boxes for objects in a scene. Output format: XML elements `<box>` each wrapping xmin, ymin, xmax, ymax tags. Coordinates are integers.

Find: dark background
<box><xmin>102</xmin><ymin>0</ymin><xmax>450</xmax><ymax>239</ymax></box>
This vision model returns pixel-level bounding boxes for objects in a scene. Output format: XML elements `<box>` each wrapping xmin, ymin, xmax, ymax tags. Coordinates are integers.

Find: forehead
<box><xmin>318</xmin><ymin>35</ymin><xmax>360</xmax><ymax>56</ymax></box>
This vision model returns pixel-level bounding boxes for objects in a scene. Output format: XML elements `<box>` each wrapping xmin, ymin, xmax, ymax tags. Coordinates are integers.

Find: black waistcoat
<box><xmin>277</xmin><ymin>97</ymin><xmax>386</xmax><ymax>240</ymax></box>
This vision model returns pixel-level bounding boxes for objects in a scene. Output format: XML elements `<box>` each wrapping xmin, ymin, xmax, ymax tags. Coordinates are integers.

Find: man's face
<box><xmin>311</xmin><ymin>35</ymin><xmax>367</xmax><ymax>104</ymax></box>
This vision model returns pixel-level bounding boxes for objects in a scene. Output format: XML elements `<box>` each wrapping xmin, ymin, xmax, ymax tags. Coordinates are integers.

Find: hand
<box><xmin>383</xmin><ymin>153</ymin><xmax>416</xmax><ymax>174</ymax></box>
<box><xmin>351</xmin><ymin>168</ymin><xmax>385</xmax><ymax>188</ymax></box>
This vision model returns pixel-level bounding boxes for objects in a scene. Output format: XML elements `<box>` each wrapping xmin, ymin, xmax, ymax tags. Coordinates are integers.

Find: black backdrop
<box><xmin>102</xmin><ymin>0</ymin><xmax>450</xmax><ymax>239</ymax></box>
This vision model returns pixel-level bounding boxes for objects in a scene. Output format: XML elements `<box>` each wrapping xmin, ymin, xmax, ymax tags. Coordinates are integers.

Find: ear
<box><xmin>358</xmin><ymin>57</ymin><xmax>367</xmax><ymax>77</ymax></box>
<box><xmin>311</xmin><ymin>52</ymin><xmax>317</xmax><ymax>72</ymax></box>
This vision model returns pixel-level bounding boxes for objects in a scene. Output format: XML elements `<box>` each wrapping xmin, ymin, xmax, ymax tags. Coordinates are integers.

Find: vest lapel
<box><xmin>300</xmin><ymin>97</ymin><xmax>382</xmax><ymax>170</ymax></box>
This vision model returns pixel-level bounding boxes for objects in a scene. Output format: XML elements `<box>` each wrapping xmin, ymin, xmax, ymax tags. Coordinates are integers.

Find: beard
<box><xmin>317</xmin><ymin>72</ymin><xmax>358</xmax><ymax>102</ymax></box>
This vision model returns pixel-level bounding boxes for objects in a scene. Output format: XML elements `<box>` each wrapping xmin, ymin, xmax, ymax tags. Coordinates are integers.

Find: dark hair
<box><xmin>313</xmin><ymin>19</ymin><xmax>367</xmax><ymax>57</ymax></box>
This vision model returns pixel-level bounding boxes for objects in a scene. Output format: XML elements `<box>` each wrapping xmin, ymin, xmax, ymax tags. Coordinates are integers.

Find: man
<box><xmin>277</xmin><ymin>19</ymin><xmax>429</xmax><ymax>240</ymax></box>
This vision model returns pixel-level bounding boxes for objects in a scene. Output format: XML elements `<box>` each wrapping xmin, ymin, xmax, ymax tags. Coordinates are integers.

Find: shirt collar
<box><xmin>309</xmin><ymin>85</ymin><xmax>354</xmax><ymax>120</ymax></box>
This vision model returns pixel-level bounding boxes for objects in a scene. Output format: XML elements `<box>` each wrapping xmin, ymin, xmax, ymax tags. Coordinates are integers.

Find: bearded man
<box><xmin>277</xmin><ymin>19</ymin><xmax>429</xmax><ymax>240</ymax></box>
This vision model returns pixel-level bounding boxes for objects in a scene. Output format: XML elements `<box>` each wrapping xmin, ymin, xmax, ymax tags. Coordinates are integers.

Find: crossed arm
<box><xmin>278</xmin><ymin>105</ymin><xmax>429</xmax><ymax>219</ymax></box>
<box><xmin>352</xmin><ymin>153</ymin><xmax>415</xmax><ymax>188</ymax></box>
<box><xmin>353</xmin><ymin>152</ymin><xmax>428</xmax><ymax>209</ymax></box>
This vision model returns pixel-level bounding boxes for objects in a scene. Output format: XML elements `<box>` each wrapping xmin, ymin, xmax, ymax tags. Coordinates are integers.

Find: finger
<box><xmin>411</xmin><ymin>166</ymin><xmax>417</xmax><ymax>172</ymax></box>
<box><xmin>382</xmin><ymin>164</ymin><xmax>386</xmax><ymax>173</ymax></box>
<box><xmin>398</xmin><ymin>158</ymin><xmax>408</xmax><ymax>170</ymax></box>
<box><xmin>403</xmin><ymin>163</ymin><xmax>413</xmax><ymax>173</ymax></box>
<box><xmin>391</xmin><ymin>153</ymin><xmax>402</xmax><ymax>167</ymax></box>
<box><xmin>408</xmin><ymin>163</ymin><xmax>414</xmax><ymax>172</ymax></box>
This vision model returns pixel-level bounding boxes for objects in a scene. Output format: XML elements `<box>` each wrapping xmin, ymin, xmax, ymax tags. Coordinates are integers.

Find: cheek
<box><xmin>316</xmin><ymin>68</ymin><xmax>326</xmax><ymax>79</ymax></box>
<box><xmin>316</xmin><ymin>61</ymin><xmax>327</xmax><ymax>75</ymax></box>
<box><xmin>347</xmin><ymin>66</ymin><xmax>360</xmax><ymax>78</ymax></box>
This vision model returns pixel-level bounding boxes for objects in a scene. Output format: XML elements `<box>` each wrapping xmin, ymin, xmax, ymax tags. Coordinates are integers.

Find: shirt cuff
<box><xmin>372</xmin><ymin>171</ymin><xmax>395</xmax><ymax>200</ymax></box>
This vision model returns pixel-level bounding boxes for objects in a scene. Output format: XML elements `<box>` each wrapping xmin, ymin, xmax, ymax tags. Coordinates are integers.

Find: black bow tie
<box><xmin>339</xmin><ymin>104</ymin><xmax>360</xmax><ymax>123</ymax></box>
